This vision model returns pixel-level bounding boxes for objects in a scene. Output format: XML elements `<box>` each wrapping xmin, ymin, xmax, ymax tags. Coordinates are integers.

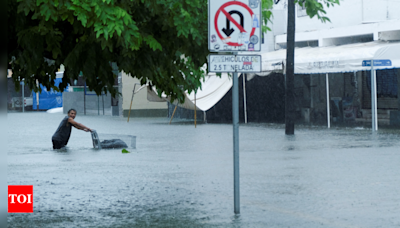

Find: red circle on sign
<box><xmin>214</xmin><ymin>1</ymin><xmax>256</xmax><ymax>47</ymax></box>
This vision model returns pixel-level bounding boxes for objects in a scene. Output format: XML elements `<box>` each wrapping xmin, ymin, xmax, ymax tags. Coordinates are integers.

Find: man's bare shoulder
<box><xmin>67</xmin><ymin>117</ymin><xmax>77</xmax><ymax>124</ymax></box>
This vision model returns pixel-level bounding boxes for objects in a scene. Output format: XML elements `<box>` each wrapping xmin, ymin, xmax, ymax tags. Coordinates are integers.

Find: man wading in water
<box><xmin>52</xmin><ymin>109</ymin><xmax>92</xmax><ymax>149</ymax></box>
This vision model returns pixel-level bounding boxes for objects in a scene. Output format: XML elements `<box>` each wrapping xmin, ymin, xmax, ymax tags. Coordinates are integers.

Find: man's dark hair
<box><xmin>68</xmin><ymin>109</ymin><xmax>77</xmax><ymax>114</ymax></box>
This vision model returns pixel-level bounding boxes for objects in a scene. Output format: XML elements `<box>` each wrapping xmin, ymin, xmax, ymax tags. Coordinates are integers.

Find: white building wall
<box><xmin>295</xmin><ymin>0</ymin><xmax>364</xmax><ymax>32</ymax></box>
<box><xmin>265</xmin><ymin>0</ymin><xmax>400</xmax><ymax>51</ymax></box>
<box><xmin>261</xmin><ymin>9</ymin><xmax>287</xmax><ymax>52</ymax></box>
<box><xmin>363</xmin><ymin>0</ymin><xmax>400</xmax><ymax>22</ymax></box>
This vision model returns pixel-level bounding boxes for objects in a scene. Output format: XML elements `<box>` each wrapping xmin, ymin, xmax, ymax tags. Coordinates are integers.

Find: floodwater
<box><xmin>7</xmin><ymin>112</ymin><xmax>400</xmax><ymax>227</ymax></box>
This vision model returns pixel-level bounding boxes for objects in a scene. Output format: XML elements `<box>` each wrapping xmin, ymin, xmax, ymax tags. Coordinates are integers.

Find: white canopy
<box><xmin>258</xmin><ymin>41</ymin><xmax>400</xmax><ymax>131</ymax></box>
<box><xmin>148</xmin><ymin>41</ymin><xmax>400</xmax><ymax>112</ymax></box>
<box><xmin>147</xmin><ymin>73</ymin><xmax>233</xmax><ymax>111</ymax></box>
<box><xmin>260</xmin><ymin>41</ymin><xmax>400</xmax><ymax>74</ymax></box>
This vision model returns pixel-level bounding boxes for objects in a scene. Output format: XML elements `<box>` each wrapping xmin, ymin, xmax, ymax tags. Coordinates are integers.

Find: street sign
<box><xmin>208</xmin><ymin>54</ymin><xmax>262</xmax><ymax>73</ymax></box>
<box><xmin>209</xmin><ymin>0</ymin><xmax>262</xmax><ymax>52</ymax></box>
<box><xmin>362</xmin><ymin>59</ymin><xmax>392</xmax><ymax>132</ymax></box>
<box><xmin>362</xmin><ymin>59</ymin><xmax>392</xmax><ymax>67</ymax></box>
<box><xmin>208</xmin><ymin>0</ymin><xmax>263</xmax><ymax>214</ymax></box>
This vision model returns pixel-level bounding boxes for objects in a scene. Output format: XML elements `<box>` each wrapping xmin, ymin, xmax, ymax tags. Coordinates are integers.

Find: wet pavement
<box><xmin>7</xmin><ymin>112</ymin><xmax>400</xmax><ymax>227</ymax></box>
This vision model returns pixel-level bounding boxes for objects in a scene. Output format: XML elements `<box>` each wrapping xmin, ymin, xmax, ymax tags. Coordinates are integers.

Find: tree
<box><xmin>8</xmin><ymin>0</ymin><xmax>338</xmax><ymax>103</ymax></box>
<box><xmin>278</xmin><ymin>0</ymin><xmax>339</xmax><ymax>135</ymax></box>
<box><xmin>8</xmin><ymin>0</ymin><xmax>209</xmax><ymax>102</ymax></box>
<box><xmin>283</xmin><ymin>0</ymin><xmax>339</xmax><ymax>134</ymax></box>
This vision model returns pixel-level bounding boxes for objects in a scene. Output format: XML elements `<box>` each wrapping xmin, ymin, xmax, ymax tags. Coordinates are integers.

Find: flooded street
<box><xmin>7</xmin><ymin>112</ymin><xmax>400</xmax><ymax>227</ymax></box>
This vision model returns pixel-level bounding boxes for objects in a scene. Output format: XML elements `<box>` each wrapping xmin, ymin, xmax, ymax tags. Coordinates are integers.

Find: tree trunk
<box><xmin>285</xmin><ymin>0</ymin><xmax>296</xmax><ymax>135</ymax></box>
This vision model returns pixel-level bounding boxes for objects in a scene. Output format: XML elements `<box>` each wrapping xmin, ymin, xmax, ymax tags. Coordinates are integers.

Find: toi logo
<box><xmin>8</xmin><ymin>185</ymin><xmax>33</xmax><ymax>213</ymax></box>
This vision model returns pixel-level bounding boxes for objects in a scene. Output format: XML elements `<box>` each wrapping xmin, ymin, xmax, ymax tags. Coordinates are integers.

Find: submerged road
<box><xmin>7</xmin><ymin>112</ymin><xmax>400</xmax><ymax>227</ymax></box>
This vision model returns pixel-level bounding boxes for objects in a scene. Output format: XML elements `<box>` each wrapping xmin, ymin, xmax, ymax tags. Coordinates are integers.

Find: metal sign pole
<box><xmin>362</xmin><ymin>59</ymin><xmax>392</xmax><ymax>131</ymax></box>
<box><xmin>243</xmin><ymin>74</ymin><xmax>248</xmax><ymax>124</ymax></box>
<box><xmin>232</xmin><ymin>53</ymin><xmax>240</xmax><ymax>214</ymax></box>
<box><xmin>209</xmin><ymin>0</ymin><xmax>262</xmax><ymax>215</ymax></box>
<box><xmin>326</xmin><ymin>73</ymin><xmax>330</xmax><ymax>128</ymax></box>
<box><xmin>371</xmin><ymin>60</ymin><xmax>378</xmax><ymax>131</ymax></box>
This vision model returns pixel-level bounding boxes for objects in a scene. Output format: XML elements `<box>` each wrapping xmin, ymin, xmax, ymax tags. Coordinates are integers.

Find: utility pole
<box><xmin>285</xmin><ymin>0</ymin><xmax>295</xmax><ymax>135</ymax></box>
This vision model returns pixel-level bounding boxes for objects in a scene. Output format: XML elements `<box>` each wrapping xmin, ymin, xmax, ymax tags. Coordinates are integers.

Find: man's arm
<box><xmin>68</xmin><ymin>118</ymin><xmax>92</xmax><ymax>132</ymax></box>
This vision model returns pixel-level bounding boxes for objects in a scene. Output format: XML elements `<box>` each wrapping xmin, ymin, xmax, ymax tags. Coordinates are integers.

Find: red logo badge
<box><xmin>8</xmin><ymin>185</ymin><xmax>33</xmax><ymax>213</ymax></box>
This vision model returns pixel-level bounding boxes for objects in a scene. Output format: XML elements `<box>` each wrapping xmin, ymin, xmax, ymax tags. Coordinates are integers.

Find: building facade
<box><xmin>258</xmin><ymin>0</ymin><xmax>400</xmax><ymax>126</ymax></box>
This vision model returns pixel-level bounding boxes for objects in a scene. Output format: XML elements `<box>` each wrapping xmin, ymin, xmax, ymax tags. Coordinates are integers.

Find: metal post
<box><xmin>98</xmin><ymin>95</ymin><xmax>100</xmax><ymax>115</ymax></box>
<box><xmin>102</xmin><ymin>93</ymin><xmax>105</xmax><ymax>115</ymax></box>
<box><xmin>84</xmin><ymin>82</ymin><xmax>86</xmax><ymax>115</ymax></box>
<box><xmin>243</xmin><ymin>74</ymin><xmax>248</xmax><ymax>124</ymax></box>
<box><xmin>127</xmin><ymin>84</ymin><xmax>137</xmax><ymax>122</ymax></box>
<box><xmin>326</xmin><ymin>73</ymin><xmax>330</xmax><ymax>128</ymax></box>
<box><xmin>232</xmin><ymin>53</ymin><xmax>240</xmax><ymax>214</ymax></box>
<box><xmin>21</xmin><ymin>80</ymin><xmax>24</xmax><ymax>113</ymax></box>
<box><xmin>194</xmin><ymin>92</ymin><xmax>197</xmax><ymax>128</ymax></box>
<box><xmin>371</xmin><ymin>60</ymin><xmax>378</xmax><ymax>131</ymax></box>
<box><xmin>169</xmin><ymin>105</ymin><xmax>178</xmax><ymax>124</ymax></box>
<box><xmin>36</xmin><ymin>80</ymin><xmax>39</xmax><ymax>111</ymax></box>
<box><xmin>36</xmin><ymin>91</ymin><xmax>39</xmax><ymax>111</ymax></box>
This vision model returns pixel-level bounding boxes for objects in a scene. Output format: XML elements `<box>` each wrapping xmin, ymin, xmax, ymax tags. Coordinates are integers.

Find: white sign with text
<box><xmin>208</xmin><ymin>54</ymin><xmax>262</xmax><ymax>73</ymax></box>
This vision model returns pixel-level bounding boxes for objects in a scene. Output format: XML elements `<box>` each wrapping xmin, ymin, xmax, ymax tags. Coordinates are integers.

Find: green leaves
<box><xmin>260</xmin><ymin>0</ymin><xmax>339</xmax><ymax>33</ymax></box>
<box><xmin>9</xmin><ymin>0</ymin><xmax>339</xmax><ymax>101</ymax></box>
<box><xmin>295</xmin><ymin>0</ymin><xmax>340</xmax><ymax>23</ymax></box>
<box><xmin>143</xmin><ymin>35</ymin><xmax>162</xmax><ymax>51</ymax></box>
<box><xmin>77</xmin><ymin>13</ymin><xmax>88</xmax><ymax>26</ymax></box>
<box><xmin>9</xmin><ymin>0</ymin><xmax>208</xmax><ymax>101</ymax></box>
<box><xmin>122</xmin><ymin>149</ymin><xmax>130</xmax><ymax>153</ymax></box>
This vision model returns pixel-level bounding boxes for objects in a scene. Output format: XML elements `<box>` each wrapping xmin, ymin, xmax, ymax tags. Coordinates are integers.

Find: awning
<box><xmin>259</xmin><ymin>41</ymin><xmax>400</xmax><ymax>131</ymax></box>
<box><xmin>147</xmin><ymin>41</ymin><xmax>400</xmax><ymax>112</ymax></box>
<box><xmin>260</xmin><ymin>41</ymin><xmax>400</xmax><ymax>74</ymax></box>
<box><xmin>147</xmin><ymin>73</ymin><xmax>233</xmax><ymax>111</ymax></box>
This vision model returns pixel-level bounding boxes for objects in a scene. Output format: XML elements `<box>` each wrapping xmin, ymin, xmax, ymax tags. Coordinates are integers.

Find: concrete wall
<box><xmin>63</xmin><ymin>92</ymin><xmax>112</xmax><ymax>115</ymax></box>
<box><xmin>261</xmin><ymin>9</ymin><xmax>287</xmax><ymax>52</ymax></box>
<box><xmin>272</xmin><ymin>0</ymin><xmax>400</xmax><ymax>33</ymax></box>
<box><xmin>121</xmin><ymin>72</ymin><xmax>168</xmax><ymax>117</ymax></box>
<box><xmin>270</xmin><ymin>0</ymin><xmax>400</xmax><ymax>49</ymax></box>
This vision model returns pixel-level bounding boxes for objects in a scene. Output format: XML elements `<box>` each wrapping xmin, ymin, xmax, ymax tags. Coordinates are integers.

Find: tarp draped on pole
<box><xmin>147</xmin><ymin>73</ymin><xmax>234</xmax><ymax>111</ymax></box>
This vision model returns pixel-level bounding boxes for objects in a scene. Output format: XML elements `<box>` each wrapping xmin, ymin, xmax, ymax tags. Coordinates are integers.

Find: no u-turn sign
<box><xmin>209</xmin><ymin>0</ymin><xmax>262</xmax><ymax>52</ymax></box>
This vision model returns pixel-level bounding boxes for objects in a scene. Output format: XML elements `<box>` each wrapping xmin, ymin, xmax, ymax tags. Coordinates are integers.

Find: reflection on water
<box><xmin>7</xmin><ymin>112</ymin><xmax>400</xmax><ymax>227</ymax></box>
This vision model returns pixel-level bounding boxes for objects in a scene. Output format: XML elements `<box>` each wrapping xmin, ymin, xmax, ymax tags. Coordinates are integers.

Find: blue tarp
<box><xmin>33</xmin><ymin>78</ymin><xmax>69</xmax><ymax>110</ymax></box>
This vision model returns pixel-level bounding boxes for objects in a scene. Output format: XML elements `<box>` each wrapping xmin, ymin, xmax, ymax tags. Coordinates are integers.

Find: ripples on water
<box><xmin>7</xmin><ymin>112</ymin><xmax>400</xmax><ymax>227</ymax></box>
